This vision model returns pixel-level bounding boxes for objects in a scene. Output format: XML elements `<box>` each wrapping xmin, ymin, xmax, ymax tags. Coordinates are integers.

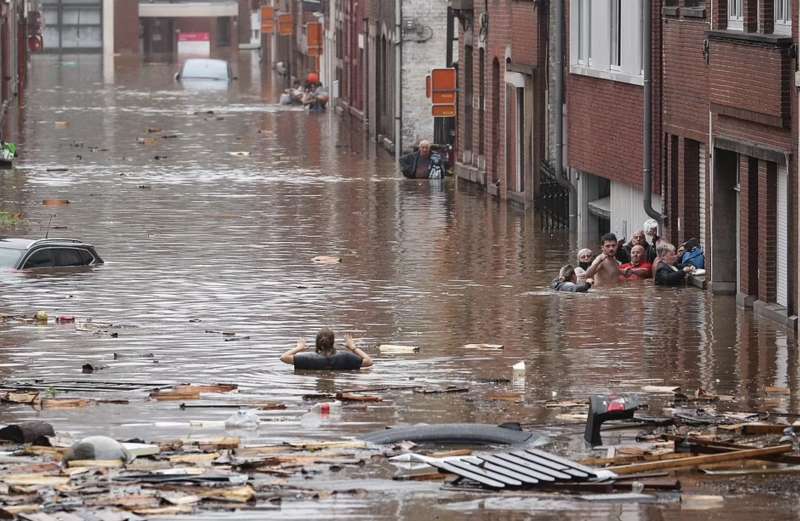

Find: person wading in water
<box><xmin>280</xmin><ymin>328</ymin><xmax>373</xmax><ymax>370</ymax></box>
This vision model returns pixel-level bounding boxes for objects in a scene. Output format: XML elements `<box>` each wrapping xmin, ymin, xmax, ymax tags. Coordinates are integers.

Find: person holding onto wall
<box><xmin>653</xmin><ymin>242</ymin><xmax>695</xmax><ymax>286</ymax></box>
<box><xmin>552</xmin><ymin>265</ymin><xmax>592</xmax><ymax>292</ymax></box>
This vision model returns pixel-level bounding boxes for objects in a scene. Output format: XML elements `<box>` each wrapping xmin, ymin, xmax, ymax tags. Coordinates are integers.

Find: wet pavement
<box><xmin>0</xmin><ymin>52</ymin><xmax>799</xmax><ymax>519</ymax></box>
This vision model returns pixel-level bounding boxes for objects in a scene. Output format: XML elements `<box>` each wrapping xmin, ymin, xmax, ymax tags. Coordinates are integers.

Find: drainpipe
<box><xmin>642</xmin><ymin>0</ymin><xmax>663</xmax><ymax>226</ymax></box>
<box><xmin>394</xmin><ymin>0</ymin><xmax>402</xmax><ymax>163</ymax></box>
<box><xmin>553</xmin><ymin>0</ymin><xmax>564</xmax><ymax>184</ymax></box>
<box><xmin>552</xmin><ymin>0</ymin><xmax>576</xmax><ymax>229</ymax></box>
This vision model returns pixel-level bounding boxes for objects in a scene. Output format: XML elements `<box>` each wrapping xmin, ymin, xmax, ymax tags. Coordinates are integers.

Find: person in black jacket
<box><xmin>281</xmin><ymin>328</ymin><xmax>373</xmax><ymax>370</ymax></box>
<box><xmin>399</xmin><ymin>140</ymin><xmax>447</xmax><ymax>179</ymax></box>
<box><xmin>654</xmin><ymin>242</ymin><xmax>695</xmax><ymax>286</ymax></box>
<box><xmin>552</xmin><ymin>265</ymin><xmax>593</xmax><ymax>292</ymax></box>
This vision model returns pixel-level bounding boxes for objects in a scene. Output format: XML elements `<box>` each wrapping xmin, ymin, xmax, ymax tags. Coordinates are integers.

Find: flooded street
<box><xmin>1</xmin><ymin>53</ymin><xmax>800</xmax><ymax>519</ymax></box>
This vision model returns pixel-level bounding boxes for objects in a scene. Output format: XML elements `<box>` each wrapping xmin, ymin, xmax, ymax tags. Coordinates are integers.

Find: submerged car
<box><xmin>175</xmin><ymin>58</ymin><xmax>234</xmax><ymax>85</ymax></box>
<box><xmin>0</xmin><ymin>238</ymin><xmax>104</xmax><ymax>270</ymax></box>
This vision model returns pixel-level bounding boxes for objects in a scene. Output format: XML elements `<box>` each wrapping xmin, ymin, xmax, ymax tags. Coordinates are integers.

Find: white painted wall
<box><xmin>400</xmin><ymin>0</ymin><xmax>449</xmax><ymax>148</ymax></box>
<box><xmin>610</xmin><ymin>180</ymin><xmax>663</xmax><ymax>242</ymax></box>
<box><xmin>699</xmin><ymin>144</ymin><xmax>706</xmax><ymax>250</ymax></box>
<box><xmin>777</xmin><ymin>165</ymin><xmax>788</xmax><ymax>307</ymax></box>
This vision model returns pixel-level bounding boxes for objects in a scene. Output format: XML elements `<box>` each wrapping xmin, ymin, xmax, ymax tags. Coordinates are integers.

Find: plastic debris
<box><xmin>224</xmin><ymin>409</ymin><xmax>261</xmax><ymax>429</ymax></box>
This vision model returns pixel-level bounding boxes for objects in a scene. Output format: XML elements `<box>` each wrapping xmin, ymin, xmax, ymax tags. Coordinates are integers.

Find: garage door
<box><xmin>42</xmin><ymin>0</ymin><xmax>103</xmax><ymax>52</ymax></box>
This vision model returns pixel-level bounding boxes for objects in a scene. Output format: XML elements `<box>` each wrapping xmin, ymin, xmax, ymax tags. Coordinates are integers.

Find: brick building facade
<box><xmin>2</xmin><ymin>0</ymin><xmax>30</xmax><ymax>135</ymax></box>
<box><xmin>452</xmin><ymin>0</ymin><xmax>547</xmax><ymax>205</ymax></box>
<box><xmin>662</xmin><ymin>0</ymin><xmax>797</xmax><ymax>327</ymax></box>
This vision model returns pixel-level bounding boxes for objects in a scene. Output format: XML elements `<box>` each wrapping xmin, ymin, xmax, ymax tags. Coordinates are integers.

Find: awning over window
<box><xmin>587</xmin><ymin>196</ymin><xmax>610</xmax><ymax>219</ymax></box>
<box><xmin>140</xmin><ymin>2</ymin><xmax>239</xmax><ymax>18</ymax></box>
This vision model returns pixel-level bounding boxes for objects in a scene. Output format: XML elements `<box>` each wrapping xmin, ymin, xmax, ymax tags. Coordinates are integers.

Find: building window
<box><xmin>728</xmin><ymin>0</ymin><xmax>743</xmax><ymax>31</ymax></box>
<box><xmin>464</xmin><ymin>45</ymin><xmax>474</xmax><ymax>152</ymax></box>
<box><xmin>610</xmin><ymin>0</ymin><xmax>620</xmax><ymax>68</ymax></box>
<box><xmin>775</xmin><ymin>0</ymin><xmax>792</xmax><ymax>35</ymax></box>
<box><xmin>570</xmin><ymin>0</ymin><xmax>642</xmax><ymax>84</ymax></box>
<box><xmin>577</xmin><ymin>0</ymin><xmax>590</xmax><ymax>64</ymax></box>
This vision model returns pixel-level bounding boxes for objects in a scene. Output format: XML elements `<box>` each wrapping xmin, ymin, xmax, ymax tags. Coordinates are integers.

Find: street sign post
<box><xmin>429</xmin><ymin>67</ymin><xmax>456</xmax><ymax>118</ymax></box>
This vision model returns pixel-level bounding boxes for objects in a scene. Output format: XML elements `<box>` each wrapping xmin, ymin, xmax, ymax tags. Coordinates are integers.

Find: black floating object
<box><xmin>360</xmin><ymin>423</ymin><xmax>536</xmax><ymax>446</ymax></box>
<box><xmin>584</xmin><ymin>394</ymin><xmax>639</xmax><ymax>447</ymax></box>
<box><xmin>82</xmin><ymin>363</ymin><xmax>95</xmax><ymax>374</ymax></box>
<box><xmin>0</xmin><ymin>421</ymin><xmax>55</xmax><ymax>445</ymax></box>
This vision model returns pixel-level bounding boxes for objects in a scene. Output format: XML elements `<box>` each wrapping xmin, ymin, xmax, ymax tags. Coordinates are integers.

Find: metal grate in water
<box><xmin>423</xmin><ymin>448</ymin><xmax>604</xmax><ymax>489</ymax></box>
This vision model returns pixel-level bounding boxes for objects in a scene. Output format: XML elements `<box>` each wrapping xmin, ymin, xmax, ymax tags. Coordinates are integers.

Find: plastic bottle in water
<box><xmin>301</xmin><ymin>402</ymin><xmax>341</xmax><ymax>428</ymax></box>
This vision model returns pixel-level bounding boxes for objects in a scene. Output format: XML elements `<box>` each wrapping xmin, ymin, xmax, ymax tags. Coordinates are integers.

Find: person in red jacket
<box><xmin>619</xmin><ymin>244</ymin><xmax>652</xmax><ymax>281</ymax></box>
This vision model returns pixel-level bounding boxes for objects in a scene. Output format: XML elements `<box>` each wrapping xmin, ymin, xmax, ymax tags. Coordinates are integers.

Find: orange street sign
<box><xmin>261</xmin><ymin>6</ymin><xmax>274</xmax><ymax>34</ymax></box>
<box><xmin>432</xmin><ymin>104</ymin><xmax>456</xmax><ymax>118</ymax></box>
<box><xmin>307</xmin><ymin>21</ymin><xmax>322</xmax><ymax>55</ymax></box>
<box><xmin>431</xmin><ymin>68</ymin><xmax>457</xmax><ymax>104</ymax></box>
<box><xmin>278</xmin><ymin>13</ymin><xmax>294</xmax><ymax>36</ymax></box>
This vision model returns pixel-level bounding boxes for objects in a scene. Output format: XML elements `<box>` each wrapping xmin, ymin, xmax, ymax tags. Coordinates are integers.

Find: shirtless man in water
<box><xmin>584</xmin><ymin>233</ymin><xmax>622</xmax><ymax>287</ymax></box>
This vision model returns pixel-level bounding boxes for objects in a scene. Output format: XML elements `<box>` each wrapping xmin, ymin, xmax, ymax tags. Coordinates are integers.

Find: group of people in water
<box><xmin>279</xmin><ymin>72</ymin><xmax>330</xmax><ymax>112</ymax></box>
<box><xmin>553</xmin><ymin>220</ymin><xmax>706</xmax><ymax>292</ymax></box>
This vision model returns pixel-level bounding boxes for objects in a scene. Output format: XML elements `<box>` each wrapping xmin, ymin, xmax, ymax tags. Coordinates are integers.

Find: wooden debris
<box><xmin>335</xmin><ymin>392</ymin><xmax>382</xmax><ymax>403</ymax></box>
<box><xmin>641</xmin><ymin>385</ymin><xmax>680</xmax><ymax>394</ymax></box>
<box><xmin>413</xmin><ymin>387</ymin><xmax>469</xmax><ymax>395</ymax></box>
<box><xmin>544</xmin><ymin>400</ymin><xmax>587</xmax><ymax>409</ymax></box>
<box><xmin>377</xmin><ymin>345</ymin><xmax>419</xmax><ymax>354</ymax></box>
<box><xmin>285</xmin><ymin>440</ymin><xmax>368</xmax><ymax>451</ymax></box>
<box><xmin>150</xmin><ymin>384</ymin><xmax>238</xmax><ymax>401</ymax></box>
<box><xmin>765</xmin><ymin>386</ymin><xmax>791</xmax><ymax>395</ymax></box>
<box><xmin>198</xmin><ymin>484</ymin><xmax>255</xmax><ymax>503</ymax></box>
<box><xmin>608</xmin><ymin>444</ymin><xmax>793</xmax><ymax>475</ymax></box>
<box><xmin>393</xmin><ymin>472</ymin><xmax>452</xmax><ymax>482</ymax></box>
<box><xmin>2</xmin><ymin>392</ymin><xmax>40</xmax><ymax>404</ymax></box>
<box><xmin>66</xmin><ymin>459</ymin><xmax>124</xmax><ymax>469</ymax></box>
<box><xmin>40</xmin><ymin>398</ymin><xmax>95</xmax><ymax>409</ymax></box>
<box><xmin>311</xmin><ymin>256</ymin><xmax>342</xmax><ymax>264</ymax></box>
<box><xmin>168</xmin><ymin>452</ymin><xmax>220</xmax><ymax>466</ymax></box>
<box><xmin>132</xmin><ymin>505</ymin><xmax>193</xmax><ymax>516</ymax></box>
<box><xmin>460</xmin><ymin>344</ymin><xmax>504</xmax><ymax>351</ymax></box>
<box><xmin>158</xmin><ymin>491</ymin><xmax>202</xmax><ymax>506</ymax></box>
<box><xmin>1</xmin><ymin>474</ymin><xmax>70</xmax><ymax>486</ymax></box>
<box><xmin>486</xmin><ymin>392</ymin><xmax>524</xmax><ymax>403</ymax></box>
<box><xmin>195</xmin><ymin>437</ymin><xmax>240</xmax><ymax>450</ymax></box>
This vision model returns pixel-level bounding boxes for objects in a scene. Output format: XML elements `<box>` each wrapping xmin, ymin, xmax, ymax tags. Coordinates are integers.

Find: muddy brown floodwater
<box><xmin>0</xmin><ymin>53</ymin><xmax>799</xmax><ymax>519</ymax></box>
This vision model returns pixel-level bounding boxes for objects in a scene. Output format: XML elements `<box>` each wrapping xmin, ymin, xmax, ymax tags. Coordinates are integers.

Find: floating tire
<box><xmin>360</xmin><ymin>423</ymin><xmax>544</xmax><ymax>446</ymax></box>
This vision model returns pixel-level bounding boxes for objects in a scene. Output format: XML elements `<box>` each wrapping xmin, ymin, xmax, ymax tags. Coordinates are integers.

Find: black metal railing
<box><xmin>538</xmin><ymin>160</ymin><xmax>570</xmax><ymax>230</ymax></box>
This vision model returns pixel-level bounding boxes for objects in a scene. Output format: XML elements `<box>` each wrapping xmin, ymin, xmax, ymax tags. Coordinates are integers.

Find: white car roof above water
<box><xmin>180</xmin><ymin>59</ymin><xmax>230</xmax><ymax>81</ymax></box>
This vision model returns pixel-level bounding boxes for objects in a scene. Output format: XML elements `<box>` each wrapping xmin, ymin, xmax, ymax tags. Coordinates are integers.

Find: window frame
<box><xmin>610</xmin><ymin>0</ymin><xmax>621</xmax><ymax>69</ymax></box>
<box><xmin>728</xmin><ymin>0</ymin><xmax>744</xmax><ymax>31</ymax></box>
<box><xmin>774</xmin><ymin>0</ymin><xmax>792</xmax><ymax>35</ymax></box>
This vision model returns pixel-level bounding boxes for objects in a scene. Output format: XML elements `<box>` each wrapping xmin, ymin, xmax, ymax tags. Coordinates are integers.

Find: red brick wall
<box><xmin>115</xmin><ymin>0</ymin><xmax>140</xmax><ymax>55</ymax></box>
<box><xmin>566</xmin><ymin>0</ymin><xmax>662</xmax><ymax>192</ymax></box>
<box><xmin>662</xmin><ymin>16</ymin><xmax>708</xmax><ymax>141</ymax></box>
<box><xmin>709</xmin><ymin>38</ymin><xmax>790</xmax><ymax>125</ymax></box>
<box><xmin>758</xmin><ymin>160</ymin><xmax>777</xmax><ymax>303</ymax></box>
<box><xmin>739</xmin><ymin>155</ymin><xmax>759</xmax><ymax>297</ymax></box>
<box><xmin>455</xmin><ymin>0</ymin><xmax>542</xmax><ymax>200</ymax></box>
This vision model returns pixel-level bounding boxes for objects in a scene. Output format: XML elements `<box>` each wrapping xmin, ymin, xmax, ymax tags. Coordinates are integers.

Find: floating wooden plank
<box><xmin>1</xmin><ymin>474</ymin><xmax>70</xmax><ymax>486</ymax></box>
<box><xmin>150</xmin><ymin>384</ymin><xmax>237</xmax><ymax>401</ymax></box>
<box><xmin>641</xmin><ymin>386</ymin><xmax>680</xmax><ymax>394</ymax></box>
<box><xmin>378</xmin><ymin>345</ymin><xmax>419</xmax><ymax>354</ymax></box>
<box><xmin>67</xmin><ymin>459</ymin><xmax>123</xmax><ymax>468</ymax></box>
<box><xmin>608</xmin><ymin>444</ymin><xmax>793</xmax><ymax>475</ymax></box>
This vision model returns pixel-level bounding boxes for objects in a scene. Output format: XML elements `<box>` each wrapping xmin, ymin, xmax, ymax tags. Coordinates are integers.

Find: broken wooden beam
<box><xmin>608</xmin><ymin>444</ymin><xmax>793</xmax><ymax>475</ymax></box>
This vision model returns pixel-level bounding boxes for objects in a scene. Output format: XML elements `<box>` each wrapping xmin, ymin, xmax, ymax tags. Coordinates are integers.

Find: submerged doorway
<box><xmin>711</xmin><ymin>149</ymin><xmax>738</xmax><ymax>294</ymax></box>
